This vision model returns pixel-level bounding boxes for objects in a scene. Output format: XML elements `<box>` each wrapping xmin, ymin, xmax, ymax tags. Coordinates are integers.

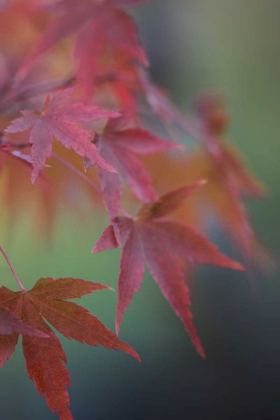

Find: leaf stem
<box><xmin>0</xmin><ymin>246</ymin><xmax>26</xmax><ymax>291</ymax></box>
<box><xmin>51</xmin><ymin>153</ymin><xmax>134</xmax><ymax>218</ymax></box>
<box><xmin>51</xmin><ymin>152</ymin><xmax>102</xmax><ymax>194</ymax></box>
<box><xmin>4</xmin><ymin>144</ymin><xmax>132</xmax><ymax>218</ymax></box>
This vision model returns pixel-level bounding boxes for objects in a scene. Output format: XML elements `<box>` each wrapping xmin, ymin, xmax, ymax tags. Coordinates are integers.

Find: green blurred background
<box><xmin>1</xmin><ymin>1</ymin><xmax>280</xmax><ymax>418</ymax></box>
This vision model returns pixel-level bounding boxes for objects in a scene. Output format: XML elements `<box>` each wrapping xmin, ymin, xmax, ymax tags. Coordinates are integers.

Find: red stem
<box><xmin>51</xmin><ymin>153</ymin><xmax>133</xmax><ymax>218</ymax></box>
<box><xmin>51</xmin><ymin>152</ymin><xmax>102</xmax><ymax>194</ymax></box>
<box><xmin>0</xmin><ymin>246</ymin><xmax>26</xmax><ymax>291</ymax></box>
<box><xmin>5</xmin><ymin>144</ymin><xmax>131</xmax><ymax>217</ymax></box>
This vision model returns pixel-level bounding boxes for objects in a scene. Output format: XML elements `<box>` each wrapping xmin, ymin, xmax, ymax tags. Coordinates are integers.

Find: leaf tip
<box><xmin>232</xmin><ymin>261</ymin><xmax>246</xmax><ymax>271</ymax></box>
<box><xmin>31</xmin><ymin>171</ymin><xmax>37</xmax><ymax>185</ymax></box>
<box><xmin>133</xmin><ymin>350</ymin><xmax>141</xmax><ymax>362</ymax></box>
<box><xmin>115</xmin><ymin>317</ymin><xmax>121</xmax><ymax>337</ymax></box>
<box><xmin>38</xmin><ymin>331</ymin><xmax>50</xmax><ymax>339</ymax></box>
<box><xmin>198</xmin><ymin>179</ymin><xmax>208</xmax><ymax>187</ymax></box>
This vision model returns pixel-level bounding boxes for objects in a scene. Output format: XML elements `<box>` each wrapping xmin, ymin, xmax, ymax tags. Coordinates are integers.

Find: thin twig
<box><xmin>5</xmin><ymin>140</ymin><xmax>133</xmax><ymax>218</ymax></box>
<box><xmin>2</xmin><ymin>141</ymin><xmax>102</xmax><ymax>194</ymax></box>
<box><xmin>51</xmin><ymin>152</ymin><xmax>102</xmax><ymax>194</ymax></box>
<box><xmin>0</xmin><ymin>246</ymin><xmax>26</xmax><ymax>291</ymax></box>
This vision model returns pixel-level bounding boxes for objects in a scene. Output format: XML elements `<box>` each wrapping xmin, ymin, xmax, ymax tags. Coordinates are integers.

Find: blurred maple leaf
<box><xmin>16</xmin><ymin>0</ymin><xmax>148</xmax><ymax>101</ymax></box>
<box><xmin>141</xmin><ymin>94</ymin><xmax>269</xmax><ymax>276</ymax></box>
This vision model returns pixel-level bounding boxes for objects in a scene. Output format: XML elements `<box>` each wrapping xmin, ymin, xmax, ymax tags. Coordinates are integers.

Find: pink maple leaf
<box><xmin>5</xmin><ymin>88</ymin><xmax>119</xmax><ymax>183</ymax></box>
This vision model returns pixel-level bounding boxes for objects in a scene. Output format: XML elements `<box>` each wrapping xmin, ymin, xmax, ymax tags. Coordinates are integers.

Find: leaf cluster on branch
<box><xmin>0</xmin><ymin>1</ymin><xmax>270</xmax><ymax>419</ymax></box>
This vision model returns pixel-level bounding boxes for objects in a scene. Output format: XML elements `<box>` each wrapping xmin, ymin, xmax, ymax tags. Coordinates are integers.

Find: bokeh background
<box><xmin>1</xmin><ymin>0</ymin><xmax>280</xmax><ymax>418</ymax></box>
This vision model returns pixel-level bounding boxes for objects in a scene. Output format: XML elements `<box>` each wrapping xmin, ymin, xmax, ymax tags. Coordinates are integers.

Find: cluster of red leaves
<box><xmin>0</xmin><ymin>1</ymin><xmax>270</xmax><ymax>419</ymax></box>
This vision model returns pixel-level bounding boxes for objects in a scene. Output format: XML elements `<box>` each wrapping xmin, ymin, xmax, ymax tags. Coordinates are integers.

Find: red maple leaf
<box><xmin>5</xmin><ymin>87</ymin><xmax>119</xmax><ymax>183</ymax></box>
<box><xmin>0</xmin><ymin>277</ymin><xmax>139</xmax><ymax>420</ymax></box>
<box><xmin>142</xmin><ymin>146</ymin><xmax>271</xmax><ymax>281</ymax></box>
<box><xmin>74</xmin><ymin>3</ymin><xmax>148</xmax><ymax>100</ymax></box>
<box><xmin>92</xmin><ymin>182</ymin><xmax>245</xmax><ymax>357</ymax></box>
<box><xmin>95</xmin><ymin>115</ymin><xmax>180</xmax><ymax>218</ymax></box>
<box><xmin>213</xmin><ymin>142</ymin><xmax>266</xmax><ymax>199</ymax></box>
<box><xmin>196</xmin><ymin>93</ymin><xmax>266</xmax><ymax>199</ymax></box>
<box><xmin>140</xmin><ymin>92</ymin><xmax>268</xmax><ymax>276</ymax></box>
<box><xmin>100</xmin><ymin>66</ymin><xmax>196</xmax><ymax>139</ymax></box>
<box><xmin>16</xmin><ymin>1</ymin><xmax>148</xmax><ymax>100</ymax></box>
<box><xmin>194</xmin><ymin>94</ymin><xmax>267</xmax><ymax>277</ymax></box>
<box><xmin>200</xmin><ymin>140</ymin><xmax>265</xmax><ymax>267</ymax></box>
<box><xmin>139</xmin><ymin>68</ymin><xmax>186</xmax><ymax>125</ymax></box>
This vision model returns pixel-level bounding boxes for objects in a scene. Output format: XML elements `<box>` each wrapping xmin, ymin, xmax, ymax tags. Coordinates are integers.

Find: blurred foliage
<box><xmin>1</xmin><ymin>1</ymin><xmax>280</xmax><ymax>419</ymax></box>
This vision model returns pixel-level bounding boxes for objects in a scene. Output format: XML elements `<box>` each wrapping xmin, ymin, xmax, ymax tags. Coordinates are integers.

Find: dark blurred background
<box><xmin>1</xmin><ymin>1</ymin><xmax>280</xmax><ymax>419</ymax></box>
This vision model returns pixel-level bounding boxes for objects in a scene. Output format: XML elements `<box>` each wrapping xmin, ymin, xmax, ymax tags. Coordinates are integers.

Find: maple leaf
<box><xmin>0</xmin><ymin>277</ymin><xmax>140</xmax><ymax>420</ymax></box>
<box><xmin>195</xmin><ymin>93</ymin><xmax>266</xmax><ymax>199</ymax></box>
<box><xmin>208</xmin><ymin>141</ymin><xmax>266</xmax><ymax>199</ymax></box>
<box><xmin>201</xmin><ymin>154</ymin><xmax>266</xmax><ymax>279</ymax></box>
<box><xmin>143</xmin><ymin>148</ymin><xmax>267</xmax><ymax>276</ymax></box>
<box><xmin>92</xmin><ymin>182</ymin><xmax>245</xmax><ymax>357</ymax></box>
<box><xmin>5</xmin><ymin>88</ymin><xmax>119</xmax><ymax>183</ymax></box>
<box><xmin>73</xmin><ymin>2</ymin><xmax>148</xmax><ymax>100</ymax></box>
<box><xmin>94</xmin><ymin>65</ymin><xmax>189</xmax><ymax>131</ymax></box>
<box><xmin>194</xmin><ymin>94</ymin><xmax>267</xmax><ymax>271</ymax></box>
<box><xmin>16</xmin><ymin>1</ymin><xmax>148</xmax><ymax>100</ymax></box>
<box><xmin>96</xmin><ymin>115</ymin><xmax>181</xmax><ymax>218</ymax></box>
<box><xmin>101</xmin><ymin>65</ymin><xmax>198</xmax><ymax>140</ymax></box>
<box><xmin>140</xmin><ymin>93</ymin><xmax>268</xmax><ymax>273</ymax></box>
<box><xmin>138</xmin><ymin>68</ymin><xmax>195</xmax><ymax>135</ymax></box>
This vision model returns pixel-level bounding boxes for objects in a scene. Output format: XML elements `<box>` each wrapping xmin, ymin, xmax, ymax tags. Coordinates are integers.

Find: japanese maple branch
<box><xmin>0</xmin><ymin>246</ymin><xmax>26</xmax><ymax>291</ymax></box>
